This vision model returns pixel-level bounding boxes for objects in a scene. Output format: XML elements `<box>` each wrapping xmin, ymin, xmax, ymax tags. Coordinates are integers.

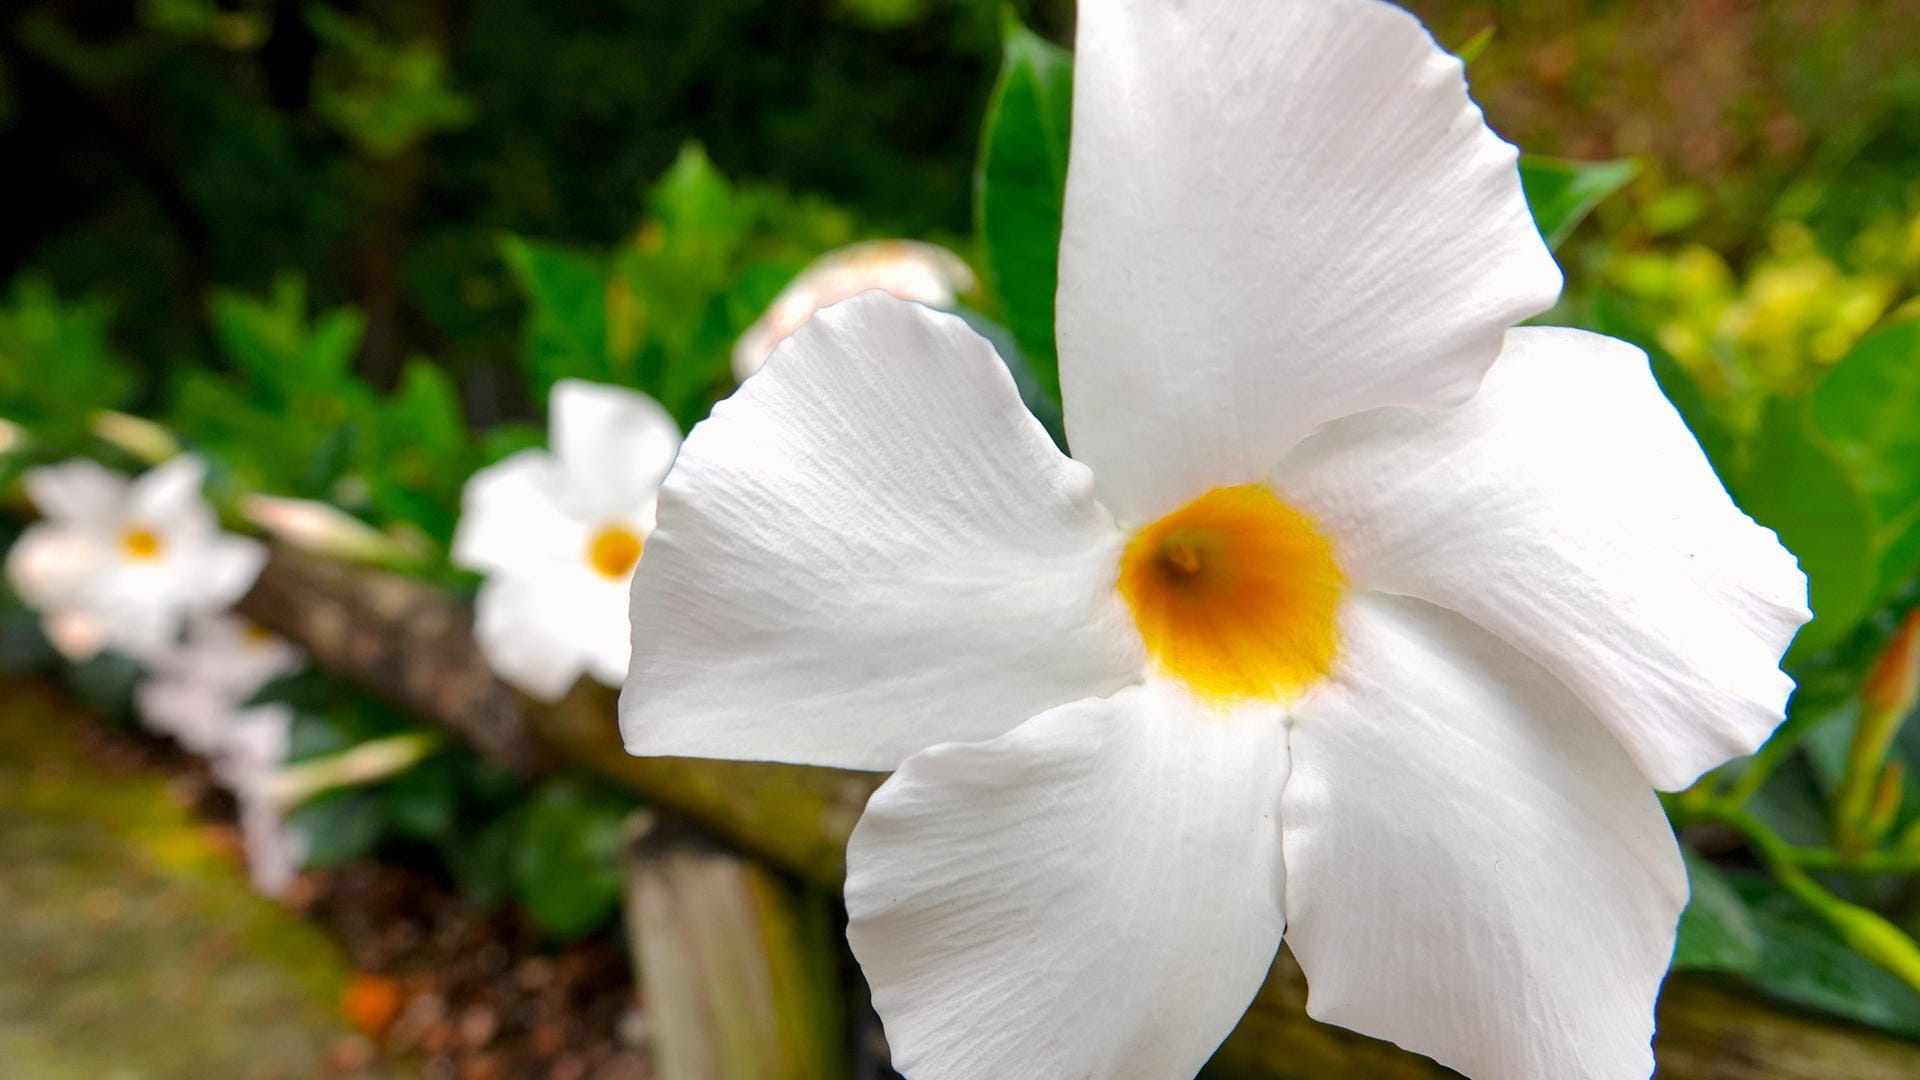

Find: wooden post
<box><xmin>622</xmin><ymin>813</ymin><xmax>848</xmax><ymax>1080</ymax></box>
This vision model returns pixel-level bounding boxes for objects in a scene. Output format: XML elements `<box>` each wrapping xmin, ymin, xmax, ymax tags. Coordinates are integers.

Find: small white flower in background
<box><xmin>6</xmin><ymin>455</ymin><xmax>267</xmax><ymax>663</ymax></box>
<box><xmin>136</xmin><ymin>614</ymin><xmax>302</xmax><ymax>757</ymax></box>
<box><xmin>731</xmin><ymin>239</ymin><xmax>975</xmax><ymax>383</ymax></box>
<box><xmin>453</xmin><ymin>378</ymin><xmax>680</xmax><ymax>701</ymax></box>
<box><xmin>620</xmin><ymin>2</ymin><xmax>1809</xmax><ymax>1079</ymax></box>
<box><xmin>211</xmin><ymin>703</ymin><xmax>308</xmax><ymax>897</ymax></box>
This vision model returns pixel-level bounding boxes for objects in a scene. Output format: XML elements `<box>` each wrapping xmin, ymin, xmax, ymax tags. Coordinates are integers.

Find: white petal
<box><xmin>451</xmin><ymin>450</ymin><xmax>579</xmax><ymax>576</ymax></box>
<box><xmin>181</xmin><ymin>533</ymin><xmax>269</xmax><ymax>610</ymax></box>
<box><xmin>846</xmin><ymin>683</ymin><xmax>1287</xmax><ymax>1080</ymax></box>
<box><xmin>473</xmin><ymin>575</ymin><xmax>594</xmax><ymax>701</ymax></box>
<box><xmin>131</xmin><ymin>454</ymin><xmax>213</xmax><ymax>526</ymax></box>
<box><xmin>1057</xmin><ymin>0</ymin><xmax>1560</xmax><ymax>523</ymax></box>
<box><xmin>23</xmin><ymin>459</ymin><xmax>129</xmax><ymax>526</ymax></box>
<box><xmin>1279</xmin><ymin>327</ymin><xmax>1808</xmax><ymax>790</ymax></box>
<box><xmin>622</xmin><ymin>293</ymin><xmax>1142</xmax><ymax>771</ymax></box>
<box><xmin>1283</xmin><ymin>593</ymin><xmax>1686</xmax><ymax>1080</ymax></box>
<box><xmin>549</xmin><ymin>378</ymin><xmax>681</xmax><ymax>519</ymax></box>
<box><xmin>4</xmin><ymin>523</ymin><xmax>107</xmax><ymax>612</ymax></box>
<box><xmin>43</xmin><ymin>610</ymin><xmax>110</xmax><ymax>663</ymax></box>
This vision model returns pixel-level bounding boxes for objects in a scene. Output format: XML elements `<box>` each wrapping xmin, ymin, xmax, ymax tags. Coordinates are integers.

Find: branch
<box><xmin>238</xmin><ymin>546</ymin><xmax>1920</xmax><ymax>1080</ymax></box>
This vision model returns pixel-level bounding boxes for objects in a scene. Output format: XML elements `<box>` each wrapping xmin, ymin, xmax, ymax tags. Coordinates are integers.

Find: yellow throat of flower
<box><xmin>1119</xmin><ymin>484</ymin><xmax>1344</xmax><ymax>704</ymax></box>
<box><xmin>120</xmin><ymin>525</ymin><xmax>165</xmax><ymax>562</ymax></box>
<box><xmin>586</xmin><ymin>524</ymin><xmax>644</xmax><ymax>580</ymax></box>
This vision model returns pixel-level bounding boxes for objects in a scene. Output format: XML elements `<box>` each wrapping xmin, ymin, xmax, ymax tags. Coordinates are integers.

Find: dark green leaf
<box><xmin>975</xmin><ymin>8</ymin><xmax>1072</xmax><ymax>400</ymax></box>
<box><xmin>1723</xmin><ymin>870</ymin><xmax>1920</xmax><ymax>1036</ymax></box>
<box><xmin>290</xmin><ymin>789</ymin><xmax>384</xmax><ymax>868</ymax></box>
<box><xmin>1519</xmin><ymin>156</ymin><xmax>1639</xmax><ymax>249</ymax></box>
<box><xmin>1672</xmin><ymin>852</ymin><xmax>1765</xmax><ymax>972</ymax></box>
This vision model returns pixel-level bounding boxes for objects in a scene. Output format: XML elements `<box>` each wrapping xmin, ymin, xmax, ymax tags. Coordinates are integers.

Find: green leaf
<box><xmin>208</xmin><ymin>273</ymin><xmax>363</xmax><ymax>397</ymax></box>
<box><xmin>1810</xmin><ymin>320</ymin><xmax>1920</xmax><ymax>521</ymax></box>
<box><xmin>975</xmin><ymin>8</ymin><xmax>1073</xmax><ymax>400</ymax></box>
<box><xmin>1738</xmin><ymin>397</ymin><xmax>1877</xmax><ymax>657</ymax></box>
<box><xmin>500</xmin><ymin>234</ymin><xmax>611</xmax><ymax>399</ymax></box>
<box><xmin>1672</xmin><ymin>852</ymin><xmax>1765</xmax><ymax>971</ymax></box>
<box><xmin>0</xmin><ymin>277</ymin><xmax>136</xmax><ymax>447</ymax></box>
<box><xmin>289</xmin><ymin>789</ymin><xmax>383</xmax><ymax>868</ymax></box>
<box><xmin>509</xmin><ymin>780</ymin><xmax>628</xmax><ymax>939</ymax></box>
<box><xmin>1519</xmin><ymin>156</ymin><xmax>1640</xmax><ymax>249</ymax></box>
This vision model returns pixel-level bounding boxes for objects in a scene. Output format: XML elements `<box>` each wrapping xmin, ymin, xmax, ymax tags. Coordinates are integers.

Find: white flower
<box><xmin>212</xmin><ymin>703</ymin><xmax>308</xmax><ymax>897</ymax></box>
<box><xmin>453</xmin><ymin>379</ymin><xmax>681</xmax><ymax>701</ymax></box>
<box><xmin>620</xmin><ymin>2</ymin><xmax>1811</xmax><ymax>1078</ymax></box>
<box><xmin>136</xmin><ymin>614</ymin><xmax>303</xmax><ymax>757</ymax></box>
<box><xmin>731</xmin><ymin>240</ymin><xmax>975</xmax><ymax>383</ymax></box>
<box><xmin>6</xmin><ymin>456</ymin><xmax>267</xmax><ymax>663</ymax></box>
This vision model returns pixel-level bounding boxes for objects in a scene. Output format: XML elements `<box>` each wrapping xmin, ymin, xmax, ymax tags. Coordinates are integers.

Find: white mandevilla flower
<box><xmin>6</xmin><ymin>455</ymin><xmax>267</xmax><ymax>663</ymax></box>
<box><xmin>212</xmin><ymin>703</ymin><xmax>308</xmax><ymax>897</ymax></box>
<box><xmin>619</xmin><ymin>2</ymin><xmax>1809</xmax><ymax>1079</ymax></box>
<box><xmin>136</xmin><ymin>614</ymin><xmax>303</xmax><ymax>757</ymax></box>
<box><xmin>732</xmin><ymin>239</ymin><xmax>975</xmax><ymax>383</ymax></box>
<box><xmin>453</xmin><ymin>379</ymin><xmax>680</xmax><ymax>701</ymax></box>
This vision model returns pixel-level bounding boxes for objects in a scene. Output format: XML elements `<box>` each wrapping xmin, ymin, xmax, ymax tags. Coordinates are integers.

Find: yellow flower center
<box><xmin>120</xmin><ymin>526</ymin><xmax>165</xmax><ymax>562</ymax></box>
<box><xmin>1118</xmin><ymin>485</ymin><xmax>1345</xmax><ymax>703</ymax></box>
<box><xmin>585</xmin><ymin>524</ymin><xmax>644</xmax><ymax>580</ymax></box>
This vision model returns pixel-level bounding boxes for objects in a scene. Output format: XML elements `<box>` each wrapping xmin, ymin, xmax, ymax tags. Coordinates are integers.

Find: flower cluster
<box><xmin>7</xmin><ymin>454</ymin><xmax>308</xmax><ymax>895</ymax></box>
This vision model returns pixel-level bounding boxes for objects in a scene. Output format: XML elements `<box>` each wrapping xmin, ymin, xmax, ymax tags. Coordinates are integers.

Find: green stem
<box><xmin>1687</xmin><ymin>801</ymin><xmax>1920</xmax><ymax>994</ymax></box>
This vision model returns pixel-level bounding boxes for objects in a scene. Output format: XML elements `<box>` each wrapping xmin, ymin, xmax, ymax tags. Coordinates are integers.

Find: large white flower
<box><xmin>620</xmin><ymin>2</ymin><xmax>1809</xmax><ymax>1078</ymax></box>
<box><xmin>452</xmin><ymin>379</ymin><xmax>680</xmax><ymax>700</ymax></box>
<box><xmin>136</xmin><ymin>614</ymin><xmax>303</xmax><ymax>757</ymax></box>
<box><xmin>732</xmin><ymin>240</ymin><xmax>975</xmax><ymax>383</ymax></box>
<box><xmin>6</xmin><ymin>455</ymin><xmax>267</xmax><ymax>662</ymax></box>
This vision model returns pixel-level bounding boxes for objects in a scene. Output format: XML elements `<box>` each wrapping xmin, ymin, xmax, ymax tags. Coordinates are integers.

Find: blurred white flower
<box><xmin>0</xmin><ymin>417</ymin><xmax>24</xmax><ymax>455</ymax></box>
<box><xmin>212</xmin><ymin>703</ymin><xmax>308</xmax><ymax>897</ymax></box>
<box><xmin>453</xmin><ymin>379</ymin><xmax>680</xmax><ymax>700</ymax></box>
<box><xmin>6</xmin><ymin>456</ymin><xmax>267</xmax><ymax>662</ymax></box>
<box><xmin>620</xmin><ymin>2</ymin><xmax>1810</xmax><ymax>1079</ymax></box>
<box><xmin>731</xmin><ymin>240</ymin><xmax>975</xmax><ymax>383</ymax></box>
<box><xmin>136</xmin><ymin>614</ymin><xmax>302</xmax><ymax>756</ymax></box>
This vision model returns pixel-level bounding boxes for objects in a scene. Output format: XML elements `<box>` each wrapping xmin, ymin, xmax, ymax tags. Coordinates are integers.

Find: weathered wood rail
<box><xmin>239</xmin><ymin>545</ymin><xmax>1920</xmax><ymax>1080</ymax></box>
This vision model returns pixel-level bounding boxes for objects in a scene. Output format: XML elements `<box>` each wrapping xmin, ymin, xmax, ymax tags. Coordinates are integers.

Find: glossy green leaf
<box><xmin>1738</xmin><ymin>396</ymin><xmax>1878</xmax><ymax>657</ymax></box>
<box><xmin>1519</xmin><ymin>156</ymin><xmax>1640</xmax><ymax>249</ymax></box>
<box><xmin>975</xmin><ymin>8</ymin><xmax>1072</xmax><ymax>400</ymax></box>
<box><xmin>1811</xmin><ymin>321</ymin><xmax>1920</xmax><ymax>521</ymax></box>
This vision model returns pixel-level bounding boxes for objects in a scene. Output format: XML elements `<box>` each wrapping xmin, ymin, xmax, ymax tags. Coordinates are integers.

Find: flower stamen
<box><xmin>1119</xmin><ymin>485</ymin><xmax>1344</xmax><ymax>703</ymax></box>
<box><xmin>586</xmin><ymin>525</ymin><xmax>644</xmax><ymax>580</ymax></box>
<box><xmin>121</xmin><ymin>526</ymin><xmax>165</xmax><ymax>561</ymax></box>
